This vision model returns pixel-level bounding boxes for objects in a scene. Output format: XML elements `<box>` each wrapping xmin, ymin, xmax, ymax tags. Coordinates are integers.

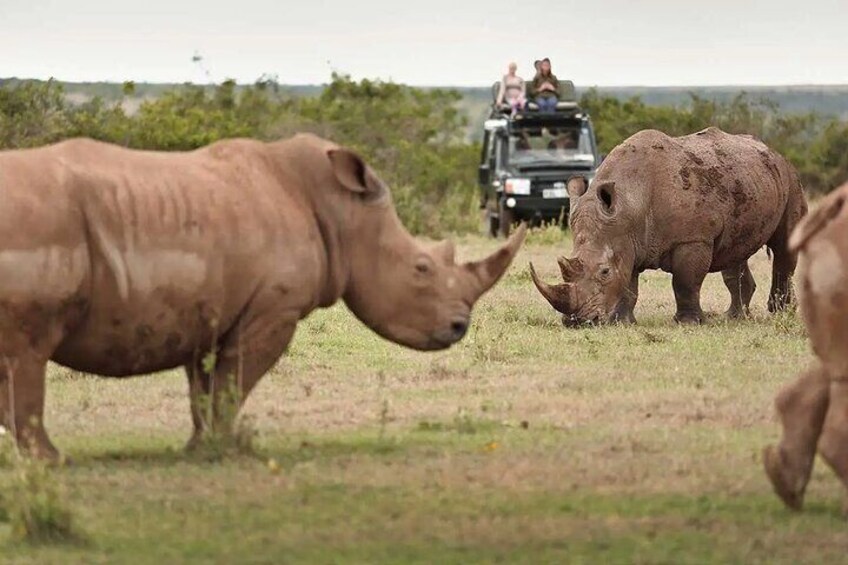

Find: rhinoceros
<box><xmin>530</xmin><ymin>127</ymin><xmax>807</xmax><ymax>325</ymax></box>
<box><xmin>0</xmin><ymin>134</ymin><xmax>526</xmax><ymax>458</ymax></box>
<box><xmin>764</xmin><ymin>182</ymin><xmax>848</xmax><ymax>512</ymax></box>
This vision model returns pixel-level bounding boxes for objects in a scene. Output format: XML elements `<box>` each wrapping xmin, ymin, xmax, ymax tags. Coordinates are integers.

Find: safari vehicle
<box><xmin>478</xmin><ymin>80</ymin><xmax>602</xmax><ymax>237</ymax></box>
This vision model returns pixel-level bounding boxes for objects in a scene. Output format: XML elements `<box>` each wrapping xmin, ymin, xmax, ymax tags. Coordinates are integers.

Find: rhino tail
<box><xmin>788</xmin><ymin>192</ymin><xmax>846</xmax><ymax>254</ymax></box>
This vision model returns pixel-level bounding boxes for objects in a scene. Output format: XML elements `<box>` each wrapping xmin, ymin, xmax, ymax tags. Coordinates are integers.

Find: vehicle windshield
<box><xmin>505</xmin><ymin>125</ymin><xmax>595</xmax><ymax>168</ymax></box>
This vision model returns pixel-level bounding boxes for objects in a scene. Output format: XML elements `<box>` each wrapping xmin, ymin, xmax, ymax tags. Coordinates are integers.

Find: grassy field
<box><xmin>1</xmin><ymin>231</ymin><xmax>847</xmax><ymax>564</ymax></box>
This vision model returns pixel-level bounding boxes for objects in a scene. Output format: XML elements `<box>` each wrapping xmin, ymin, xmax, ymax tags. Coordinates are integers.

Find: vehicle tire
<box><xmin>498</xmin><ymin>203</ymin><xmax>514</xmax><ymax>238</ymax></box>
<box><xmin>487</xmin><ymin>212</ymin><xmax>499</xmax><ymax>238</ymax></box>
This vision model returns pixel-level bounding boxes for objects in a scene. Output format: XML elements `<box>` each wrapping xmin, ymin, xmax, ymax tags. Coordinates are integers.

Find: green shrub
<box><xmin>1</xmin><ymin>76</ymin><xmax>846</xmax><ymax>239</ymax></box>
<box><xmin>0</xmin><ymin>435</ymin><xmax>81</xmax><ymax>545</ymax></box>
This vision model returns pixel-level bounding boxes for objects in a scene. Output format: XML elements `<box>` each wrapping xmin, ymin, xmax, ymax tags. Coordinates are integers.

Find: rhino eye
<box><xmin>599</xmin><ymin>266</ymin><xmax>611</xmax><ymax>277</ymax></box>
<box><xmin>415</xmin><ymin>260</ymin><xmax>432</xmax><ymax>275</ymax></box>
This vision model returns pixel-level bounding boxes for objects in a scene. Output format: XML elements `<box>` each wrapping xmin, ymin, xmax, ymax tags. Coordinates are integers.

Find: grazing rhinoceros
<box><xmin>0</xmin><ymin>134</ymin><xmax>526</xmax><ymax>458</ymax></box>
<box><xmin>530</xmin><ymin>127</ymin><xmax>807</xmax><ymax>325</ymax></box>
<box><xmin>764</xmin><ymin>182</ymin><xmax>848</xmax><ymax>512</ymax></box>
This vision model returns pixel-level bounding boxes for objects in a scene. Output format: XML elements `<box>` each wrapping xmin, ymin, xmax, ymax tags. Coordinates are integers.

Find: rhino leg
<box><xmin>670</xmin><ymin>243</ymin><xmax>711</xmax><ymax>324</ymax></box>
<box><xmin>764</xmin><ymin>366</ymin><xmax>830</xmax><ymax>510</ymax></box>
<box><xmin>722</xmin><ymin>262</ymin><xmax>756</xmax><ymax>319</ymax></box>
<box><xmin>818</xmin><ymin>380</ymin><xmax>848</xmax><ymax>513</ymax></box>
<box><xmin>614</xmin><ymin>271</ymin><xmax>639</xmax><ymax>324</ymax></box>
<box><xmin>184</xmin><ymin>300</ymin><xmax>299</xmax><ymax>448</ymax></box>
<box><xmin>0</xmin><ymin>353</ymin><xmax>59</xmax><ymax>461</ymax></box>
<box><xmin>767</xmin><ymin>231</ymin><xmax>797</xmax><ymax>313</ymax></box>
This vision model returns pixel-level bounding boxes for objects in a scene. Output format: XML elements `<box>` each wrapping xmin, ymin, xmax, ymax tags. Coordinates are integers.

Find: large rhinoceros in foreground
<box><xmin>0</xmin><ymin>134</ymin><xmax>526</xmax><ymax>458</ymax></box>
<box><xmin>530</xmin><ymin>127</ymin><xmax>807</xmax><ymax>325</ymax></box>
<box><xmin>765</xmin><ymin>182</ymin><xmax>848</xmax><ymax>512</ymax></box>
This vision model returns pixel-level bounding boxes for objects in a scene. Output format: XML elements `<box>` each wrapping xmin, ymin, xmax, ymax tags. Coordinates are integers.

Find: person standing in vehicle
<box><xmin>532</xmin><ymin>58</ymin><xmax>559</xmax><ymax>113</ymax></box>
<box><xmin>495</xmin><ymin>62</ymin><xmax>527</xmax><ymax>116</ymax></box>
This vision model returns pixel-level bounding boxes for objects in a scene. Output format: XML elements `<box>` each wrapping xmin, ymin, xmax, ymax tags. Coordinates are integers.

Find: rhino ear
<box><xmin>596</xmin><ymin>181</ymin><xmax>616</xmax><ymax>215</ymax></box>
<box><xmin>567</xmin><ymin>176</ymin><xmax>588</xmax><ymax>200</ymax></box>
<box><xmin>327</xmin><ymin>148</ymin><xmax>385</xmax><ymax>199</ymax></box>
<box><xmin>557</xmin><ymin>256</ymin><xmax>583</xmax><ymax>280</ymax></box>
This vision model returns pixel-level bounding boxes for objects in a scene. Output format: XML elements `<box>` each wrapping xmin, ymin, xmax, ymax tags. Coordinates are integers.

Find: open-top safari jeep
<box><xmin>478</xmin><ymin>80</ymin><xmax>602</xmax><ymax>237</ymax></box>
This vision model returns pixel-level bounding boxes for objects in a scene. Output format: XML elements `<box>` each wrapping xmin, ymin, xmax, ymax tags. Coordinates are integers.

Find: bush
<box><xmin>581</xmin><ymin>88</ymin><xmax>848</xmax><ymax>193</ymax></box>
<box><xmin>1</xmin><ymin>76</ymin><xmax>846</xmax><ymax>238</ymax></box>
<box><xmin>0</xmin><ymin>435</ymin><xmax>81</xmax><ymax>545</ymax></box>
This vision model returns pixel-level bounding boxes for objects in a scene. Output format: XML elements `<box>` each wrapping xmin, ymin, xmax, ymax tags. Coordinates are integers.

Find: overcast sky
<box><xmin>2</xmin><ymin>0</ymin><xmax>846</xmax><ymax>86</ymax></box>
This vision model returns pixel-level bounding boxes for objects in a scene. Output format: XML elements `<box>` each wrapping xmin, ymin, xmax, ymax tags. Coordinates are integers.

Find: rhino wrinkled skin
<box><xmin>764</xmin><ymin>182</ymin><xmax>848</xmax><ymax>512</ymax></box>
<box><xmin>531</xmin><ymin>127</ymin><xmax>808</xmax><ymax>325</ymax></box>
<box><xmin>0</xmin><ymin>134</ymin><xmax>526</xmax><ymax>458</ymax></box>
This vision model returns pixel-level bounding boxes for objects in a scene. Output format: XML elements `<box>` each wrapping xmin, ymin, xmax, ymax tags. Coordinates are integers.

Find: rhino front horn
<box><xmin>464</xmin><ymin>223</ymin><xmax>527</xmax><ymax>300</ymax></box>
<box><xmin>530</xmin><ymin>262</ymin><xmax>572</xmax><ymax>314</ymax></box>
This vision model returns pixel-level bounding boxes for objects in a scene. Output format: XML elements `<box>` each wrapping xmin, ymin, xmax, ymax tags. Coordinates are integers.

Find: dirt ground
<box><xmin>2</xmin><ymin>231</ymin><xmax>847</xmax><ymax>564</ymax></box>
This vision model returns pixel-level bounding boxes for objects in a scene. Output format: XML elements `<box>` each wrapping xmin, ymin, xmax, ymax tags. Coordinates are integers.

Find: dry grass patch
<box><xmin>2</xmin><ymin>234</ymin><xmax>843</xmax><ymax>563</ymax></box>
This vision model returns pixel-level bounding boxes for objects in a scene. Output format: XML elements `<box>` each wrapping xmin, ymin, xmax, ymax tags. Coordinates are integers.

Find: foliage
<box><xmin>580</xmin><ymin>88</ymin><xmax>848</xmax><ymax>193</ymax></box>
<box><xmin>291</xmin><ymin>74</ymin><xmax>479</xmax><ymax>235</ymax></box>
<box><xmin>0</xmin><ymin>77</ymin><xmax>846</xmax><ymax>239</ymax></box>
<box><xmin>0</xmin><ymin>75</ymin><xmax>478</xmax><ymax>235</ymax></box>
<box><xmin>0</xmin><ymin>436</ymin><xmax>81</xmax><ymax>545</ymax></box>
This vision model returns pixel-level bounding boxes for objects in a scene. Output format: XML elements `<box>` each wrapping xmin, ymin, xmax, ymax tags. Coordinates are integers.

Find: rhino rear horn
<box><xmin>557</xmin><ymin>256</ymin><xmax>583</xmax><ymax>280</ymax></box>
<box><xmin>530</xmin><ymin>262</ymin><xmax>573</xmax><ymax>314</ymax></box>
<box><xmin>463</xmin><ymin>223</ymin><xmax>527</xmax><ymax>300</ymax></box>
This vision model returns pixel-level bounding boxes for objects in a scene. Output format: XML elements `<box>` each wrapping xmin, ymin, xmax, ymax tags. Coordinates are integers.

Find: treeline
<box><xmin>580</xmin><ymin>88</ymin><xmax>848</xmax><ymax>193</ymax></box>
<box><xmin>1</xmin><ymin>76</ymin><xmax>846</xmax><ymax>236</ymax></box>
<box><xmin>0</xmin><ymin>75</ymin><xmax>480</xmax><ymax>235</ymax></box>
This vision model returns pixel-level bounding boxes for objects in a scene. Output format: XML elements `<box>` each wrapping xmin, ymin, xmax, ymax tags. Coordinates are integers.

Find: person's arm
<box><xmin>496</xmin><ymin>77</ymin><xmax>506</xmax><ymax>105</ymax></box>
<box><xmin>549</xmin><ymin>74</ymin><xmax>559</xmax><ymax>93</ymax></box>
<box><xmin>530</xmin><ymin>76</ymin><xmax>541</xmax><ymax>97</ymax></box>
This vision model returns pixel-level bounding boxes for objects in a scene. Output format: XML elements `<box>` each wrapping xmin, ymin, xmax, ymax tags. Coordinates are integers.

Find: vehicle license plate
<box><xmin>543</xmin><ymin>188</ymin><xmax>568</xmax><ymax>199</ymax></box>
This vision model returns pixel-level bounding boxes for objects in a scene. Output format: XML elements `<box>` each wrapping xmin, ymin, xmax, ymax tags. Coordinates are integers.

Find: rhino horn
<box><xmin>557</xmin><ymin>256</ymin><xmax>583</xmax><ymax>280</ymax></box>
<box><xmin>432</xmin><ymin>239</ymin><xmax>456</xmax><ymax>265</ymax></box>
<box><xmin>530</xmin><ymin>262</ymin><xmax>573</xmax><ymax>314</ymax></box>
<box><xmin>463</xmin><ymin>223</ymin><xmax>527</xmax><ymax>301</ymax></box>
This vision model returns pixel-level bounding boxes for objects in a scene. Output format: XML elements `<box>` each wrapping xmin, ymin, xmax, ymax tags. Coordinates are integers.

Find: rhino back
<box><xmin>1</xmin><ymin>139</ymin><xmax>325</xmax><ymax>376</ymax></box>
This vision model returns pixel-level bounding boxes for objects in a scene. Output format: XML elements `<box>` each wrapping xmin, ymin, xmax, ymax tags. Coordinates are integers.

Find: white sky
<box><xmin>1</xmin><ymin>0</ymin><xmax>846</xmax><ymax>86</ymax></box>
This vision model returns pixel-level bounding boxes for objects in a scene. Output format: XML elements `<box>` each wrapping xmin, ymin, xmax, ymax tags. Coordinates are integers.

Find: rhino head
<box><xmin>529</xmin><ymin>176</ymin><xmax>636</xmax><ymax>326</ymax></box>
<box><xmin>324</xmin><ymin>146</ymin><xmax>526</xmax><ymax>350</ymax></box>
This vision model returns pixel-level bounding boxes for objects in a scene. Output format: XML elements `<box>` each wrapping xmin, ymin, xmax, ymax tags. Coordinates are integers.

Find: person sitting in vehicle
<box><xmin>495</xmin><ymin>62</ymin><xmax>526</xmax><ymax>117</ymax></box>
<box><xmin>515</xmin><ymin>135</ymin><xmax>531</xmax><ymax>151</ymax></box>
<box><xmin>531</xmin><ymin>58</ymin><xmax>559</xmax><ymax>113</ymax></box>
<box><xmin>548</xmin><ymin>130</ymin><xmax>578</xmax><ymax>151</ymax></box>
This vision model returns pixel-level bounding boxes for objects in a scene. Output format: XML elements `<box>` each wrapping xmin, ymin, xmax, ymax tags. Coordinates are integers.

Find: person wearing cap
<box><xmin>531</xmin><ymin>58</ymin><xmax>559</xmax><ymax>113</ymax></box>
<box><xmin>495</xmin><ymin>62</ymin><xmax>526</xmax><ymax>117</ymax></box>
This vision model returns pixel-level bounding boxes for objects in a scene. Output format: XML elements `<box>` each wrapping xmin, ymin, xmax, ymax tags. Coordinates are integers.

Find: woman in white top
<box><xmin>496</xmin><ymin>62</ymin><xmax>526</xmax><ymax>116</ymax></box>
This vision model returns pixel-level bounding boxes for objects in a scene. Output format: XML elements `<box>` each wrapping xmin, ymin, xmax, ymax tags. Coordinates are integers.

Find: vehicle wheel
<box><xmin>487</xmin><ymin>212</ymin><xmax>499</xmax><ymax>238</ymax></box>
<box><xmin>498</xmin><ymin>203</ymin><xmax>514</xmax><ymax>238</ymax></box>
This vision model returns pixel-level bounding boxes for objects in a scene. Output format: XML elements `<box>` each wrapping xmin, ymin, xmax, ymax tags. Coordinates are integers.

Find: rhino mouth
<box><xmin>561</xmin><ymin>314</ymin><xmax>602</xmax><ymax>328</ymax></box>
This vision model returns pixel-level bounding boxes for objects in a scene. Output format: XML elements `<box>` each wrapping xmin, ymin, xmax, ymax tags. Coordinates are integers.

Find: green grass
<box><xmin>1</xmin><ymin>234</ymin><xmax>846</xmax><ymax>563</ymax></box>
